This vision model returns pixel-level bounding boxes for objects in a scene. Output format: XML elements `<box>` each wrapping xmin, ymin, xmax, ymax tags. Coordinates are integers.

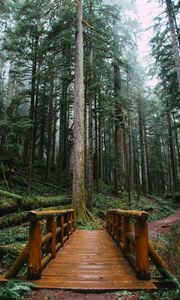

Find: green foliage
<box><xmin>0</xmin><ymin>190</ymin><xmax>70</xmax><ymax>217</ymax></box>
<box><xmin>77</xmin><ymin>220</ymin><xmax>100</xmax><ymax>230</ymax></box>
<box><xmin>92</xmin><ymin>190</ymin><xmax>175</xmax><ymax>222</ymax></box>
<box><xmin>154</xmin><ymin>222</ymin><xmax>180</xmax><ymax>279</ymax></box>
<box><xmin>0</xmin><ymin>280</ymin><xmax>36</xmax><ymax>300</ymax></box>
<box><xmin>150</xmin><ymin>9</ymin><xmax>180</xmax><ymax>110</ymax></box>
<box><xmin>139</xmin><ymin>289</ymin><xmax>180</xmax><ymax>300</ymax></box>
<box><xmin>115</xmin><ymin>289</ymin><xmax>180</xmax><ymax>300</ymax></box>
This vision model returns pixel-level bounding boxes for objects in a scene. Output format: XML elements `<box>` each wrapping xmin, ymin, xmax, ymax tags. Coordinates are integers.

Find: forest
<box><xmin>0</xmin><ymin>0</ymin><xmax>180</xmax><ymax>299</ymax></box>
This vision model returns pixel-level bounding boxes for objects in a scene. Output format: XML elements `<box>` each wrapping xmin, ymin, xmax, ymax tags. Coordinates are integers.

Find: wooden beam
<box><xmin>28</xmin><ymin>221</ymin><xmax>42</xmax><ymax>279</ymax></box>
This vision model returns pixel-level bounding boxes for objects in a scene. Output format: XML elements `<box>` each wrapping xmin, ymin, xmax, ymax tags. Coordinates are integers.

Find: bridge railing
<box><xmin>107</xmin><ymin>209</ymin><xmax>150</xmax><ymax>280</ymax></box>
<box><xmin>4</xmin><ymin>209</ymin><xmax>75</xmax><ymax>280</ymax></box>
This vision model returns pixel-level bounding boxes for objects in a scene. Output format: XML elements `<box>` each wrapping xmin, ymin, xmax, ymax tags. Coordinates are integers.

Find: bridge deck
<box><xmin>34</xmin><ymin>230</ymin><xmax>157</xmax><ymax>290</ymax></box>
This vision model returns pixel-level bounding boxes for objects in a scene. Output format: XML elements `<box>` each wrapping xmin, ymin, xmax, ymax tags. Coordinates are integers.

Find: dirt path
<box><xmin>149</xmin><ymin>210</ymin><xmax>180</xmax><ymax>239</ymax></box>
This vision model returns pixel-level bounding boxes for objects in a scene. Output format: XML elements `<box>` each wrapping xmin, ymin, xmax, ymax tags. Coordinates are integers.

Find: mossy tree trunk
<box><xmin>72</xmin><ymin>0</ymin><xmax>85</xmax><ymax>220</ymax></box>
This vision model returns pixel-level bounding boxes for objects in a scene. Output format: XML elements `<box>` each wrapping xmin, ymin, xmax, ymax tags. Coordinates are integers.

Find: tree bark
<box><xmin>28</xmin><ymin>36</ymin><xmax>38</xmax><ymax>193</ymax></box>
<box><xmin>87</xmin><ymin>4</ymin><xmax>94</xmax><ymax>209</ymax></box>
<box><xmin>166</xmin><ymin>109</ymin><xmax>178</xmax><ymax>192</ymax></box>
<box><xmin>138</xmin><ymin>98</ymin><xmax>148</xmax><ymax>195</ymax></box>
<box><xmin>38</xmin><ymin>77</ymin><xmax>47</xmax><ymax>162</ymax></box>
<box><xmin>114</xmin><ymin>60</ymin><xmax>125</xmax><ymax>195</ymax></box>
<box><xmin>46</xmin><ymin>66</ymin><xmax>54</xmax><ymax>181</ymax></box>
<box><xmin>72</xmin><ymin>0</ymin><xmax>85</xmax><ymax>220</ymax></box>
<box><xmin>166</xmin><ymin>0</ymin><xmax>180</xmax><ymax>90</ymax></box>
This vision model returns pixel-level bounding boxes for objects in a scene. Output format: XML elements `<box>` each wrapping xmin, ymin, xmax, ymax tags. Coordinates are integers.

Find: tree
<box><xmin>165</xmin><ymin>0</ymin><xmax>180</xmax><ymax>90</ymax></box>
<box><xmin>72</xmin><ymin>0</ymin><xmax>85</xmax><ymax>220</ymax></box>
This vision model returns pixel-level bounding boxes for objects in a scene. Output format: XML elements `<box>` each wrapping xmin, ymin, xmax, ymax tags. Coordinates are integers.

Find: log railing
<box><xmin>4</xmin><ymin>209</ymin><xmax>75</xmax><ymax>280</ymax></box>
<box><xmin>107</xmin><ymin>209</ymin><xmax>150</xmax><ymax>280</ymax></box>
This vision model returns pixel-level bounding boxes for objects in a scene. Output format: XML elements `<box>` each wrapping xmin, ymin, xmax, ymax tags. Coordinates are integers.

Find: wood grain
<box><xmin>32</xmin><ymin>230</ymin><xmax>156</xmax><ymax>290</ymax></box>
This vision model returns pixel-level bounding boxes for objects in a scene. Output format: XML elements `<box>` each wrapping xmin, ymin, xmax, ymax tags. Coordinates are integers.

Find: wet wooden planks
<box><xmin>33</xmin><ymin>230</ymin><xmax>157</xmax><ymax>290</ymax></box>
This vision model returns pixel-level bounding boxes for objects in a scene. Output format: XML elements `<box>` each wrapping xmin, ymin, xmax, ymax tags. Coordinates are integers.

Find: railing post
<box><xmin>46</xmin><ymin>216</ymin><xmax>56</xmax><ymax>258</ymax></box>
<box><xmin>135</xmin><ymin>219</ymin><xmax>150</xmax><ymax>280</ymax></box>
<box><xmin>114</xmin><ymin>213</ymin><xmax>118</xmax><ymax>240</ymax></box>
<box><xmin>73</xmin><ymin>210</ymin><xmax>76</xmax><ymax>230</ymax></box>
<box><xmin>106</xmin><ymin>212</ymin><xmax>109</xmax><ymax>232</ymax></box>
<box><xmin>108</xmin><ymin>212</ymin><xmax>111</xmax><ymax>233</ymax></box>
<box><xmin>112</xmin><ymin>212</ymin><xmax>115</xmax><ymax>238</ymax></box>
<box><xmin>124</xmin><ymin>217</ymin><xmax>132</xmax><ymax>253</ymax></box>
<box><xmin>28</xmin><ymin>220</ymin><xmax>42</xmax><ymax>279</ymax></box>
<box><xmin>70</xmin><ymin>211</ymin><xmax>73</xmax><ymax>234</ymax></box>
<box><xmin>66</xmin><ymin>213</ymin><xmax>70</xmax><ymax>239</ymax></box>
<box><xmin>61</xmin><ymin>215</ymin><xmax>64</xmax><ymax>246</ymax></box>
<box><xmin>117</xmin><ymin>215</ymin><xmax>123</xmax><ymax>245</ymax></box>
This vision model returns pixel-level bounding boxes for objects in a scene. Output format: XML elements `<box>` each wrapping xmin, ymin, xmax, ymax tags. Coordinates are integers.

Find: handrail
<box><xmin>4</xmin><ymin>209</ymin><xmax>75</xmax><ymax>280</ymax></box>
<box><xmin>107</xmin><ymin>209</ymin><xmax>150</xmax><ymax>280</ymax></box>
<box><xmin>109</xmin><ymin>209</ymin><xmax>148</xmax><ymax>221</ymax></box>
<box><xmin>28</xmin><ymin>209</ymin><xmax>75</xmax><ymax>221</ymax></box>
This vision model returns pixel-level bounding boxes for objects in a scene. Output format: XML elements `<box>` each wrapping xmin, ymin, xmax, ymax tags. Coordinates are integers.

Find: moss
<box><xmin>72</xmin><ymin>164</ymin><xmax>86</xmax><ymax>222</ymax></box>
<box><xmin>0</xmin><ymin>194</ymin><xmax>70</xmax><ymax>218</ymax></box>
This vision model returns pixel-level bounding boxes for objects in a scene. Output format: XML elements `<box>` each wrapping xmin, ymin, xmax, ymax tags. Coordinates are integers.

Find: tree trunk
<box><xmin>72</xmin><ymin>0</ymin><xmax>85</xmax><ymax>220</ymax></box>
<box><xmin>38</xmin><ymin>77</ymin><xmax>46</xmax><ymax>161</ymax></box>
<box><xmin>94</xmin><ymin>94</ymin><xmax>99</xmax><ymax>192</ymax></box>
<box><xmin>166</xmin><ymin>0</ymin><xmax>180</xmax><ymax>90</ymax></box>
<box><xmin>58</xmin><ymin>79</ymin><xmax>68</xmax><ymax>181</ymax></box>
<box><xmin>172</xmin><ymin>113</ymin><xmax>180</xmax><ymax>181</ymax></box>
<box><xmin>138</xmin><ymin>98</ymin><xmax>148</xmax><ymax>195</ymax></box>
<box><xmin>166</xmin><ymin>109</ymin><xmax>178</xmax><ymax>192</ymax></box>
<box><xmin>52</xmin><ymin>100</ymin><xmax>57</xmax><ymax>170</ymax></box>
<box><xmin>114</xmin><ymin>60</ymin><xmax>125</xmax><ymax>195</ymax></box>
<box><xmin>87</xmin><ymin>7</ymin><xmax>94</xmax><ymax>209</ymax></box>
<box><xmin>27</xmin><ymin>37</ymin><xmax>38</xmax><ymax>193</ymax></box>
<box><xmin>32</xmin><ymin>62</ymin><xmax>41</xmax><ymax>162</ymax></box>
<box><xmin>128</xmin><ymin>109</ymin><xmax>134</xmax><ymax>193</ymax></box>
<box><xmin>98</xmin><ymin>95</ymin><xmax>103</xmax><ymax>182</ymax></box>
<box><xmin>46</xmin><ymin>66</ymin><xmax>54</xmax><ymax>181</ymax></box>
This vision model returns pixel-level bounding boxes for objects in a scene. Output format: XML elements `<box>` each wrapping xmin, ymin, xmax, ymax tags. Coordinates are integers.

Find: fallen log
<box><xmin>0</xmin><ymin>190</ymin><xmax>23</xmax><ymax>201</ymax></box>
<box><xmin>4</xmin><ymin>244</ymin><xmax>29</xmax><ymax>279</ymax></box>
<box><xmin>16</xmin><ymin>172</ymin><xmax>63</xmax><ymax>190</ymax></box>
<box><xmin>148</xmin><ymin>241</ymin><xmax>180</xmax><ymax>289</ymax></box>
<box><xmin>0</xmin><ymin>204</ymin><xmax>72</xmax><ymax>229</ymax></box>
<box><xmin>0</xmin><ymin>195</ymin><xmax>71</xmax><ymax>217</ymax></box>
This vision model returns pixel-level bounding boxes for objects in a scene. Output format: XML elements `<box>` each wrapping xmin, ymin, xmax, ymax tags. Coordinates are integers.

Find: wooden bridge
<box><xmin>1</xmin><ymin>208</ymin><xmax>175</xmax><ymax>291</ymax></box>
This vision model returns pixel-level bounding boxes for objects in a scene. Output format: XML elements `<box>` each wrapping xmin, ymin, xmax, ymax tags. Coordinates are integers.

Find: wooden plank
<box><xmin>32</xmin><ymin>280</ymin><xmax>157</xmax><ymax>290</ymax></box>
<box><xmin>29</xmin><ymin>230</ymin><xmax>156</xmax><ymax>290</ymax></box>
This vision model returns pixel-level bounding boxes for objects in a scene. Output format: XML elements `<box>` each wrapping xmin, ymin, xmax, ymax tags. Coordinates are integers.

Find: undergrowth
<box><xmin>92</xmin><ymin>190</ymin><xmax>175</xmax><ymax>222</ymax></box>
<box><xmin>153</xmin><ymin>222</ymin><xmax>180</xmax><ymax>279</ymax></box>
<box><xmin>115</xmin><ymin>289</ymin><xmax>180</xmax><ymax>300</ymax></box>
<box><xmin>0</xmin><ymin>280</ymin><xmax>36</xmax><ymax>300</ymax></box>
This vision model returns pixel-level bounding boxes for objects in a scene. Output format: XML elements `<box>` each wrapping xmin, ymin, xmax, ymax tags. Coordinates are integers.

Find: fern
<box><xmin>0</xmin><ymin>280</ymin><xmax>36</xmax><ymax>300</ymax></box>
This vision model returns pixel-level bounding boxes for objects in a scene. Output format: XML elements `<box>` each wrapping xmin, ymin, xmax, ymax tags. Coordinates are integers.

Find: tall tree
<box><xmin>72</xmin><ymin>0</ymin><xmax>85</xmax><ymax>220</ymax></box>
<box><xmin>165</xmin><ymin>0</ymin><xmax>180</xmax><ymax>90</ymax></box>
